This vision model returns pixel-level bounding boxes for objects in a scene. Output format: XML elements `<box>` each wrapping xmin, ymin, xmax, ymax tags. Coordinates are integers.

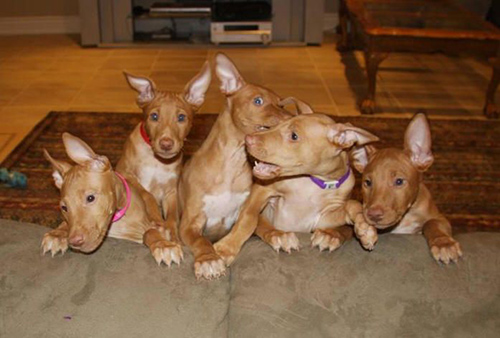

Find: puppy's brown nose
<box><xmin>367</xmin><ymin>206</ymin><xmax>384</xmax><ymax>223</ymax></box>
<box><xmin>159</xmin><ymin>137</ymin><xmax>174</xmax><ymax>151</ymax></box>
<box><xmin>69</xmin><ymin>234</ymin><xmax>85</xmax><ymax>247</ymax></box>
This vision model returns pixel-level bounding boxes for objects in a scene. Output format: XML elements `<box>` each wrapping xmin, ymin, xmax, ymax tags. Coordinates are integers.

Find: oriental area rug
<box><xmin>0</xmin><ymin>111</ymin><xmax>498</xmax><ymax>232</ymax></box>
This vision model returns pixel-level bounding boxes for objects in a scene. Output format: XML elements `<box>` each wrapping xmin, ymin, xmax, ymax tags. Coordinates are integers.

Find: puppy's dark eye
<box><xmin>395</xmin><ymin>178</ymin><xmax>404</xmax><ymax>186</ymax></box>
<box><xmin>290</xmin><ymin>131</ymin><xmax>299</xmax><ymax>141</ymax></box>
<box><xmin>364</xmin><ymin>179</ymin><xmax>372</xmax><ymax>187</ymax></box>
<box><xmin>150</xmin><ymin>112</ymin><xmax>159</xmax><ymax>121</ymax></box>
<box><xmin>61</xmin><ymin>205</ymin><xmax>68</xmax><ymax>212</ymax></box>
<box><xmin>86</xmin><ymin>195</ymin><xmax>95</xmax><ymax>203</ymax></box>
<box><xmin>253</xmin><ymin>97</ymin><xmax>264</xmax><ymax>106</ymax></box>
<box><xmin>178</xmin><ymin>114</ymin><xmax>186</xmax><ymax>122</ymax></box>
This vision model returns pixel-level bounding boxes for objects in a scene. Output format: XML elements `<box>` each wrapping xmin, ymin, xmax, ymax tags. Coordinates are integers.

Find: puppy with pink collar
<box><xmin>41</xmin><ymin>133</ymin><xmax>170</xmax><ymax>261</ymax></box>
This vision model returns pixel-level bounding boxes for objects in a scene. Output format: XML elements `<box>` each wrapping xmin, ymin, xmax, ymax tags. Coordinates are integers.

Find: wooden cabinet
<box><xmin>79</xmin><ymin>0</ymin><xmax>325</xmax><ymax>46</ymax></box>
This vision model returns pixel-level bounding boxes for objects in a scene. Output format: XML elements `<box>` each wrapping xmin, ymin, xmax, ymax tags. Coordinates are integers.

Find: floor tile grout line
<box><xmin>308</xmin><ymin>46</ymin><xmax>341</xmax><ymax>115</ymax></box>
<box><xmin>67</xmin><ymin>50</ymin><xmax>114</xmax><ymax>109</ymax></box>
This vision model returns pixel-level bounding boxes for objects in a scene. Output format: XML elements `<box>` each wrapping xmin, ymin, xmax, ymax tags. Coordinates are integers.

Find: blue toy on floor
<box><xmin>0</xmin><ymin>168</ymin><xmax>27</xmax><ymax>189</ymax></box>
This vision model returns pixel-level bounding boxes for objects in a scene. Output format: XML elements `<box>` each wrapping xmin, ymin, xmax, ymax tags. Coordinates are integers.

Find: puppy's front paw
<box><xmin>430</xmin><ymin>236</ymin><xmax>463</xmax><ymax>264</ymax></box>
<box><xmin>194</xmin><ymin>253</ymin><xmax>226</xmax><ymax>280</ymax></box>
<box><xmin>354</xmin><ymin>218</ymin><xmax>378</xmax><ymax>251</ymax></box>
<box><xmin>153</xmin><ymin>223</ymin><xmax>172</xmax><ymax>241</ymax></box>
<box><xmin>41</xmin><ymin>232</ymin><xmax>69</xmax><ymax>257</ymax></box>
<box><xmin>359</xmin><ymin>226</ymin><xmax>378</xmax><ymax>251</ymax></box>
<box><xmin>150</xmin><ymin>240</ymin><xmax>184</xmax><ymax>267</ymax></box>
<box><xmin>311</xmin><ymin>229</ymin><xmax>344</xmax><ymax>252</ymax></box>
<box><xmin>263</xmin><ymin>230</ymin><xmax>300</xmax><ymax>253</ymax></box>
<box><xmin>213</xmin><ymin>242</ymin><xmax>237</xmax><ymax>266</ymax></box>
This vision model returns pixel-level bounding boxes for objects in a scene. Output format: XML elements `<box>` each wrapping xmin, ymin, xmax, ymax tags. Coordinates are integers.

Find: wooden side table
<box><xmin>338</xmin><ymin>0</ymin><xmax>500</xmax><ymax>118</ymax></box>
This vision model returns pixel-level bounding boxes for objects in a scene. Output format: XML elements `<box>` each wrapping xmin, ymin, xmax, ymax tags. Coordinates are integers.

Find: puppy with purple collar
<box><xmin>213</xmin><ymin>102</ymin><xmax>379</xmax><ymax>266</ymax></box>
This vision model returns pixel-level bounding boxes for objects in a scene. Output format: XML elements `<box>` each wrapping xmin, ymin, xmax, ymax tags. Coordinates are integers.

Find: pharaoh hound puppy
<box><xmin>42</xmin><ymin>133</ymin><xmax>175</xmax><ymax>263</ymax></box>
<box><xmin>214</xmin><ymin>111</ymin><xmax>379</xmax><ymax>267</ymax></box>
<box><xmin>116</xmin><ymin>62</ymin><xmax>211</xmax><ymax>266</ymax></box>
<box><xmin>179</xmin><ymin>53</ymin><xmax>296</xmax><ymax>280</ymax></box>
<box><xmin>353</xmin><ymin>113</ymin><xmax>462</xmax><ymax>264</ymax></box>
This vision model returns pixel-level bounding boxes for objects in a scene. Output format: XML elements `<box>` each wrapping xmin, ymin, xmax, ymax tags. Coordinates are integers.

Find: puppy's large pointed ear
<box><xmin>328</xmin><ymin>124</ymin><xmax>379</xmax><ymax>149</ymax></box>
<box><xmin>349</xmin><ymin>145</ymin><xmax>377</xmax><ymax>173</ymax></box>
<box><xmin>43</xmin><ymin>149</ymin><xmax>72</xmax><ymax>189</ymax></box>
<box><xmin>62</xmin><ymin>133</ymin><xmax>111</xmax><ymax>172</ymax></box>
<box><xmin>184</xmin><ymin>61</ymin><xmax>211</xmax><ymax>109</ymax></box>
<box><xmin>124</xmin><ymin>71</ymin><xmax>156</xmax><ymax>107</ymax></box>
<box><xmin>404</xmin><ymin>113</ymin><xmax>434</xmax><ymax>171</ymax></box>
<box><xmin>278</xmin><ymin>97</ymin><xmax>314</xmax><ymax>115</ymax></box>
<box><xmin>215</xmin><ymin>53</ymin><xmax>246</xmax><ymax>95</ymax></box>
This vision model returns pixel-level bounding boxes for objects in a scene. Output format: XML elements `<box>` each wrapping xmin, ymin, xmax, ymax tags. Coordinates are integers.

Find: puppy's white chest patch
<box><xmin>392</xmin><ymin>220</ymin><xmax>422</xmax><ymax>234</ymax></box>
<box><xmin>203</xmin><ymin>191</ymin><xmax>250</xmax><ymax>229</ymax></box>
<box><xmin>138</xmin><ymin>165</ymin><xmax>177</xmax><ymax>192</ymax></box>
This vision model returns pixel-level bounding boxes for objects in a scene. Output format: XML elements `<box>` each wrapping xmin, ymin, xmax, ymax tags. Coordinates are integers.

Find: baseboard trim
<box><xmin>323</xmin><ymin>13</ymin><xmax>339</xmax><ymax>31</ymax></box>
<box><xmin>0</xmin><ymin>16</ymin><xmax>81</xmax><ymax>35</ymax></box>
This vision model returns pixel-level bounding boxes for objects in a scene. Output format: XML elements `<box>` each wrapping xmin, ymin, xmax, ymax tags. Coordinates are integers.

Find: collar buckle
<box><xmin>324</xmin><ymin>180</ymin><xmax>339</xmax><ymax>189</ymax></box>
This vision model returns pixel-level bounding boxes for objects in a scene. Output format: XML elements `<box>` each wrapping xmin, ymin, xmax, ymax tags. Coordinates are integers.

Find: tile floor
<box><xmin>0</xmin><ymin>33</ymin><xmax>497</xmax><ymax>162</ymax></box>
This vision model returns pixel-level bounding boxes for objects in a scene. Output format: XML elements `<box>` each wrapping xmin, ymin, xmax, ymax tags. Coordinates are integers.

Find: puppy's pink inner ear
<box><xmin>184</xmin><ymin>61</ymin><xmax>211</xmax><ymax>108</ymax></box>
<box><xmin>328</xmin><ymin>125</ymin><xmax>379</xmax><ymax>149</ymax></box>
<box><xmin>335</xmin><ymin>131</ymin><xmax>355</xmax><ymax>148</ymax></box>
<box><xmin>404</xmin><ymin>113</ymin><xmax>434</xmax><ymax>171</ymax></box>
<box><xmin>125</xmin><ymin>73</ymin><xmax>156</xmax><ymax>106</ymax></box>
<box><xmin>408</xmin><ymin>144</ymin><xmax>434</xmax><ymax>171</ymax></box>
<box><xmin>88</xmin><ymin>155</ymin><xmax>112</xmax><ymax>172</ymax></box>
<box><xmin>43</xmin><ymin>149</ymin><xmax>72</xmax><ymax>190</ymax></box>
<box><xmin>349</xmin><ymin>146</ymin><xmax>370</xmax><ymax>173</ymax></box>
<box><xmin>62</xmin><ymin>134</ymin><xmax>96</xmax><ymax>164</ymax></box>
<box><xmin>327</xmin><ymin>127</ymin><xmax>355</xmax><ymax>148</ymax></box>
<box><xmin>51</xmin><ymin>171</ymin><xmax>64</xmax><ymax>189</ymax></box>
<box><xmin>215</xmin><ymin>54</ymin><xmax>245</xmax><ymax>95</ymax></box>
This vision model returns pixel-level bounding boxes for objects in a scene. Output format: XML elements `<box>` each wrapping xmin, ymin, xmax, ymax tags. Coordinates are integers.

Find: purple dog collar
<box><xmin>310</xmin><ymin>164</ymin><xmax>351</xmax><ymax>190</ymax></box>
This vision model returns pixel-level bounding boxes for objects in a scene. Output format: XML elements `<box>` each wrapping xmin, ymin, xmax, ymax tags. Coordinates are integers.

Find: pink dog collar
<box><xmin>112</xmin><ymin>172</ymin><xmax>131</xmax><ymax>223</ymax></box>
<box><xmin>310</xmin><ymin>164</ymin><xmax>351</xmax><ymax>190</ymax></box>
<box><xmin>140</xmin><ymin>122</ymin><xmax>151</xmax><ymax>146</ymax></box>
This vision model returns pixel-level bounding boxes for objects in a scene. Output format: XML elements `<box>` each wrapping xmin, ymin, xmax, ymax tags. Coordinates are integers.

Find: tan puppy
<box><xmin>179</xmin><ymin>53</ymin><xmax>295</xmax><ymax>280</ymax></box>
<box><xmin>353</xmin><ymin>113</ymin><xmax>463</xmax><ymax>264</ymax></box>
<box><xmin>214</xmin><ymin>112</ymin><xmax>379</xmax><ymax>265</ymax></box>
<box><xmin>42</xmin><ymin>133</ymin><xmax>172</xmax><ymax>261</ymax></box>
<box><xmin>116</xmin><ymin>63</ymin><xmax>211</xmax><ymax>266</ymax></box>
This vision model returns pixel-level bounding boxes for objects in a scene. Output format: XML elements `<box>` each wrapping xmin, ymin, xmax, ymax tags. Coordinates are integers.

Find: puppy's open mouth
<box><xmin>252</xmin><ymin>159</ymin><xmax>281</xmax><ymax>179</ymax></box>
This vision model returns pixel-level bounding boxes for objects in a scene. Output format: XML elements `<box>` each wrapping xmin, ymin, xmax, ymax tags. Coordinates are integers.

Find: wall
<box><xmin>0</xmin><ymin>0</ymin><xmax>79</xmax><ymax>17</ymax></box>
<box><xmin>0</xmin><ymin>0</ymin><xmax>80</xmax><ymax>35</ymax></box>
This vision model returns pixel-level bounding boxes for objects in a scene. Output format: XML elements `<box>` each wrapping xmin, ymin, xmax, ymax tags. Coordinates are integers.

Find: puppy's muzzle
<box><xmin>245</xmin><ymin>135</ymin><xmax>267</xmax><ymax>158</ymax></box>
<box><xmin>159</xmin><ymin>137</ymin><xmax>174</xmax><ymax>152</ymax></box>
<box><xmin>69</xmin><ymin>233</ymin><xmax>85</xmax><ymax>248</ymax></box>
<box><xmin>366</xmin><ymin>206</ymin><xmax>384</xmax><ymax>223</ymax></box>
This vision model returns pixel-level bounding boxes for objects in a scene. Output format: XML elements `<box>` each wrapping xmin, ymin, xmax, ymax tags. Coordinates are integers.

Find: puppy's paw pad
<box><xmin>431</xmin><ymin>237</ymin><xmax>462</xmax><ymax>264</ymax></box>
<box><xmin>311</xmin><ymin>229</ymin><xmax>343</xmax><ymax>252</ymax></box>
<box><xmin>151</xmin><ymin>240</ymin><xmax>184</xmax><ymax>267</ymax></box>
<box><xmin>194</xmin><ymin>253</ymin><xmax>226</xmax><ymax>280</ymax></box>
<box><xmin>265</xmin><ymin>230</ymin><xmax>300</xmax><ymax>253</ymax></box>
<box><xmin>41</xmin><ymin>233</ymin><xmax>69</xmax><ymax>257</ymax></box>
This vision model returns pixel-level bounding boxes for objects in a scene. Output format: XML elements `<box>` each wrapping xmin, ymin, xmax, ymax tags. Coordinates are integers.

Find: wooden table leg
<box><xmin>337</xmin><ymin>0</ymin><xmax>351</xmax><ymax>52</ymax></box>
<box><xmin>484</xmin><ymin>57</ymin><xmax>500</xmax><ymax>119</ymax></box>
<box><xmin>361</xmin><ymin>51</ymin><xmax>388</xmax><ymax>114</ymax></box>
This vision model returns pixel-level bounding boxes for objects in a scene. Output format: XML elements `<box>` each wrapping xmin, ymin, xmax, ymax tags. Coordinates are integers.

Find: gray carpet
<box><xmin>1</xmin><ymin>220</ymin><xmax>499</xmax><ymax>337</ymax></box>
